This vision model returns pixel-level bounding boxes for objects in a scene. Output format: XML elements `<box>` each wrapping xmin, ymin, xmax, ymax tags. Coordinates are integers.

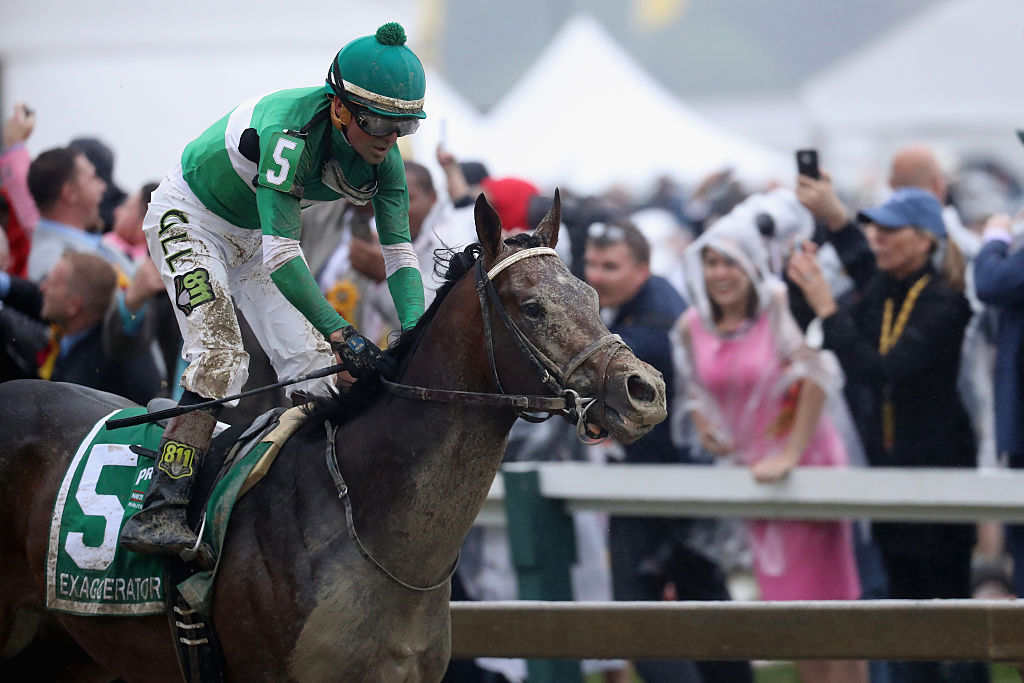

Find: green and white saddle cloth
<box><xmin>46</xmin><ymin>408</ymin><xmax>167</xmax><ymax>615</ymax></box>
<box><xmin>46</xmin><ymin>407</ymin><xmax>292</xmax><ymax>617</ymax></box>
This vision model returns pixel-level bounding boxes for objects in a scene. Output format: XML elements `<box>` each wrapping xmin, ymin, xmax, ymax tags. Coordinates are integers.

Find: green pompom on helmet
<box><xmin>326</xmin><ymin>22</ymin><xmax>426</xmax><ymax>120</ymax></box>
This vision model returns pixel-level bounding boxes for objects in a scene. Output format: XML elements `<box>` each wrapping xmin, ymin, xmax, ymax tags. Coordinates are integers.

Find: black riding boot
<box><xmin>119</xmin><ymin>408</ymin><xmax>218</xmax><ymax>557</ymax></box>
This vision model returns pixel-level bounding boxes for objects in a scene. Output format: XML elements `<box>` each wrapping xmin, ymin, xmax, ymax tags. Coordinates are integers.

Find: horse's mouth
<box><xmin>596</xmin><ymin>404</ymin><xmax>663</xmax><ymax>444</ymax></box>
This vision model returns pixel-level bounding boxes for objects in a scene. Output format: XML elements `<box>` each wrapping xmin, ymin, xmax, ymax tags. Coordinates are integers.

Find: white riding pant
<box><xmin>144</xmin><ymin>166</ymin><xmax>334</xmax><ymax>402</ymax></box>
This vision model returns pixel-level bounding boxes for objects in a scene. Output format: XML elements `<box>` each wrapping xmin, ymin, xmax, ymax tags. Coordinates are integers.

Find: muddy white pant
<box><xmin>144</xmin><ymin>167</ymin><xmax>335</xmax><ymax>403</ymax></box>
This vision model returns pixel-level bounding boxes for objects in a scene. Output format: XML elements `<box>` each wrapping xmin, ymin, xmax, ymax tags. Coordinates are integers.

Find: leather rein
<box><xmin>381</xmin><ymin>246</ymin><xmax>628</xmax><ymax>443</ymax></box>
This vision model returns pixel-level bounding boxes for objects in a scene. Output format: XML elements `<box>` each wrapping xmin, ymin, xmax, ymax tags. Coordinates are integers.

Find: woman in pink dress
<box><xmin>673</xmin><ymin>217</ymin><xmax>865</xmax><ymax>683</ymax></box>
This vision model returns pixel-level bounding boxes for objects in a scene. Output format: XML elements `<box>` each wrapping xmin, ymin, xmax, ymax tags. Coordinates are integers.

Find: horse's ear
<box><xmin>533</xmin><ymin>188</ymin><xmax>561</xmax><ymax>250</ymax></box>
<box><xmin>474</xmin><ymin>193</ymin><xmax>502</xmax><ymax>265</ymax></box>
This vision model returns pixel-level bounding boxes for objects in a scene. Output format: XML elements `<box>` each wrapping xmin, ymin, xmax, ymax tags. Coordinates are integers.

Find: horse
<box><xmin>0</xmin><ymin>192</ymin><xmax>668</xmax><ymax>682</ymax></box>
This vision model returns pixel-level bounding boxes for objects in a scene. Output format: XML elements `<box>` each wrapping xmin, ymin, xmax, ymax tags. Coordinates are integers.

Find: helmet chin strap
<box><xmin>329</xmin><ymin>97</ymin><xmax>352</xmax><ymax>131</ymax></box>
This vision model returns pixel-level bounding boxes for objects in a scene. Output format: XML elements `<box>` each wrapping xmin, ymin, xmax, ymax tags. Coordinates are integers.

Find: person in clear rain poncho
<box><xmin>671</xmin><ymin>215</ymin><xmax>866</xmax><ymax>683</ymax></box>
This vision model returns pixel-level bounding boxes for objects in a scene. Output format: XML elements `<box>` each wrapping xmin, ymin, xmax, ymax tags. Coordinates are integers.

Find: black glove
<box><xmin>331</xmin><ymin>325</ymin><xmax>387</xmax><ymax>380</ymax></box>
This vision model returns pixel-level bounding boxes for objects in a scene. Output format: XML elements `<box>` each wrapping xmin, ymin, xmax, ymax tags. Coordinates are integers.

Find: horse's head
<box><xmin>473</xmin><ymin>191</ymin><xmax>667</xmax><ymax>444</ymax></box>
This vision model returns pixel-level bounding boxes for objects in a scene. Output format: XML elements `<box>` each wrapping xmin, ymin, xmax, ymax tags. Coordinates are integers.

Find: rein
<box><xmin>324</xmin><ymin>421</ymin><xmax>458</xmax><ymax>592</ymax></box>
<box><xmin>382</xmin><ymin>246</ymin><xmax>627</xmax><ymax>442</ymax></box>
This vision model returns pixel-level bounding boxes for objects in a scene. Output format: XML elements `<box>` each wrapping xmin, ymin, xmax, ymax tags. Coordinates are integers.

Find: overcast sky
<box><xmin>431</xmin><ymin>0</ymin><xmax>937</xmax><ymax>110</ymax></box>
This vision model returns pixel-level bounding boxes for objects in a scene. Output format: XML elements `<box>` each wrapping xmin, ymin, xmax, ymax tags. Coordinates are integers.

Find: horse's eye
<box><xmin>521</xmin><ymin>301</ymin><xmax>546</xmax><ymax>320</ymax></box>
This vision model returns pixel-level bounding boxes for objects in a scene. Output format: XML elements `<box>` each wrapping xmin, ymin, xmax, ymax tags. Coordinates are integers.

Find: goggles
<box><xmin>350</xmin><ymin>106</ymin><xmax>420</xmax><ymax>138</ymax></box>
<box><xmin>327</xmin><ymin>61</ymin><xmax>420</xmax><ymax>138</ymax></box>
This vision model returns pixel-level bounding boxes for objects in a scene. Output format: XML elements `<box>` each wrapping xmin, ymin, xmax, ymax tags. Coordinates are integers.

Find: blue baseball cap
<box><xmin>856</xmin><ymin>187</ymin><xmax>946</xmax><ymax>238</ymax></box>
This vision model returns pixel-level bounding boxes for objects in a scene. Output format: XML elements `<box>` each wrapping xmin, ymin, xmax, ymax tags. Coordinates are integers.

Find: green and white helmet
<box><xmin>326</xmin><ymin>22</ymin><xmax>426</xmax><ymax>120</ymax></box>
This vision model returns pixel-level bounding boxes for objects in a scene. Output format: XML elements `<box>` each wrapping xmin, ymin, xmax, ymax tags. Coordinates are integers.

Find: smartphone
<box><xmin>796</xmin><ymin>149</ymin><xmax>820</xmax><ymax>179</ymax></box>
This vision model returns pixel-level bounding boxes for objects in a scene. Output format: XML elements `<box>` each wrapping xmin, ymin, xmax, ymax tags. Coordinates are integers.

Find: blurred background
<box><xmin>2</xmin><ymin>0</ymin><xmax>1022</xmax><ymax>201</ymax></box>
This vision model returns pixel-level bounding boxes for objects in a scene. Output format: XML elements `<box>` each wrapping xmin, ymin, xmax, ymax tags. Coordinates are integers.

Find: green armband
<box><xmin>269</xmin><ymin>257</ymin><xmax>346</xmax><ymax>337</ymax></box>
<box><xmin>386</xmin><ymin>266</ymin><xmax>425</xmax><ymax>331</ymax></box>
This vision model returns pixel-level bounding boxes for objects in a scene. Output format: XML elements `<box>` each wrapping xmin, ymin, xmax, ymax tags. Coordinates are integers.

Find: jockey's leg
<box><xmin>141</xmin><ymin>168</ymin><xmax>253</xmax><ymax>403</ymax></box>
<box><xmin>119</xmin><ymin>391</ymin><xmax>220</xmax><ymax>557</ymax></box>
<box><xmin>234</xmin><ymin>258</ymin><xmax>335</xmax><ymax>403</ymax></box>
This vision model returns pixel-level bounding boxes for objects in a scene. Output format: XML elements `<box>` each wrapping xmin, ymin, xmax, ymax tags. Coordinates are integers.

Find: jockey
<box><xmin>120</xmin><ymin>23</ymin><xmax>427</xmax><ymax>559</ymax></box>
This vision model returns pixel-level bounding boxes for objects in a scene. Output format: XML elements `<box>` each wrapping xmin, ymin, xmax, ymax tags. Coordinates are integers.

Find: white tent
<box><xmin>401</xmin><ymin>69</ymin><xmax>488</xmax><ymax>197</ymax></box>
<box><xmin>801</xmin><ymin>0</ymin><xmax>1024</xmax><ymax>176</ymax></box>
<box><xmin>483</xmin><ymin>13</ymin><xmax>790</xmax><ymax>195</ymax></box>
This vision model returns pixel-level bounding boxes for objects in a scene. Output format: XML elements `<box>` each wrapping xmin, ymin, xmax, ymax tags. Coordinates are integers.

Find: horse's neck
<box><xmin>338</xmin><ymin>282</ymin><xmax>517</xmax><ymax>586</ymax></box>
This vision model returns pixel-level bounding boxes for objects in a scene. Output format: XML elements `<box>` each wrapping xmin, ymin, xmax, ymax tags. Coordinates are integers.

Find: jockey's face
<box><xmin>337</xmin><ymin>97</ymin><xmax>399</xmax><ymax>165</ymax></box>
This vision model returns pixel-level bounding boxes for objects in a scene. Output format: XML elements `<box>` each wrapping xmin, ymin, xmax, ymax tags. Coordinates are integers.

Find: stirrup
<box><xmin>178</xmin><ymin>514</ymin><xmax>215</xmax><ymax>569</ymax></box>
<box><xmin>120</xmin><ymin>505</ymin><xmax>198</xmax><ymax>554</ymax></box>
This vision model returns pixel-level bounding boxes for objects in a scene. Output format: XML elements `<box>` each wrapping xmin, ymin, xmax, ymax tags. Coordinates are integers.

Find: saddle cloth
<box><xmin>46</xmin><ymin>405</ymin><xmax>309</xmax><ymax>616</ymax></box>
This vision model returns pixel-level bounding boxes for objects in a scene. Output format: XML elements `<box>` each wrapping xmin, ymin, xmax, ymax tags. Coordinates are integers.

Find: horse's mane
<box><xmin>304</xmin><ymin>242</ymin><xmax>483</xmax><ymax>426</ymax></box>
<box><xmin>304</xmin><ymin>232</ymin><xmax>550</xmax><ymax>427</ymax></box>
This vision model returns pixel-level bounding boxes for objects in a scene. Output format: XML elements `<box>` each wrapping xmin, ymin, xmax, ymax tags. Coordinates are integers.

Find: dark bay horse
<box><xmin>0</xmin><ymin>193</ymin><xmax>667</xmax><ymax>682</ymax></box>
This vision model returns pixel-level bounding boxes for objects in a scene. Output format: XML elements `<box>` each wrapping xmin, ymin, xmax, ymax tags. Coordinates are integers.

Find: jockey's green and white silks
<box><xmin>178</xmin><ymin>86</ymin><xmax>424</xmax><ymax>334</ymax></box>
<box><xmin>143</xmin><ymin>184</ymin><xmax>337</xmax><ymax>400</ymax></box>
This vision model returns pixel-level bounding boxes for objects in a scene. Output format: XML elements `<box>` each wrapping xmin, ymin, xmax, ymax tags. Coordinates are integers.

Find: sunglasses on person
<box><xmin>587</xmin><ymin>222</ymin><xmax>627</xmax><ymax>242</ymax></box>
<box><xmin>349</xmin><ymin>105</ymin><xmax>420</xmax><ymax>138</ymax></box>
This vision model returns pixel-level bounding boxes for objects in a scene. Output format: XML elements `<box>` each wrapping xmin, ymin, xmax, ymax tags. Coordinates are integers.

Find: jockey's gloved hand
<box><xmin>331</xmin><ymin>325</ymin><xmax>393</xmax><ymax>380</ymax></box>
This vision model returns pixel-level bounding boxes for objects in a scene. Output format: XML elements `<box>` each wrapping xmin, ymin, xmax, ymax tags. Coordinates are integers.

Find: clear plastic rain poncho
<box><xmin>670</xmin><ymin>198</ymin><xmax>865</xmax><ymax>467</ymax></box>
<box><xmin>719</xmin><ymin>187</ymin><xmax>854</xmax><ymax>299</ymax></box>
<box><xmin>716</xmin><ymin>188</ymin><xmax>815</xmax><ymax>274</ymax></box>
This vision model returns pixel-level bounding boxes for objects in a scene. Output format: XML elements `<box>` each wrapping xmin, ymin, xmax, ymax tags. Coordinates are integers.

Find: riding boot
<box><xmin>119</xmin><ymin>408</ymin><xmax>218</xmax><ymax>557</ymax></box>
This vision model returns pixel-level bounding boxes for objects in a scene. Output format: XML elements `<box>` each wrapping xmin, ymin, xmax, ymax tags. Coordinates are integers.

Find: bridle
<box><xmin>381</xmin><ymin>246</ymin><xmax>629</xmax><ymax>443</ymax></box>
<box><xmin>326</xmin><ymin>246</ymin><xmax>628</xmax><ymax>592</ymax></box>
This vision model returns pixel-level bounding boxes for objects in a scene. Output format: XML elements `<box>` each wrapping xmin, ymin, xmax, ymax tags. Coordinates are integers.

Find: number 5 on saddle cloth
<box><xmin>47</xmin><ymin>405</ymin><xmax>307</xmax><ymax>615</ymax></box>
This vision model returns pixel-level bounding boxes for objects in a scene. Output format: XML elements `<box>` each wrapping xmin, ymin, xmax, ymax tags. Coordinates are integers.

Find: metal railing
<box><xmin>452</xmin><ymin>463</ymin><xmax>1024</xmax><ymax>681</ymax></box>
<box><xmin>477</xmin><ymin>462</ymin><xmax>1024</xmax><ymax>524</ymax></box>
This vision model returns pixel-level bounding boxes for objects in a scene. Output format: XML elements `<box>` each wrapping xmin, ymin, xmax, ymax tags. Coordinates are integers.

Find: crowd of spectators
<box><xmin>3</xmin><ymin>97</ymin><xmax>1024</xmax><ymax>683</ymax></box>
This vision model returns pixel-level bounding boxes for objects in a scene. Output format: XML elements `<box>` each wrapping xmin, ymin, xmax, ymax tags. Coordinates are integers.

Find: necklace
<box><xmin>879</xmin><ymin>274</ymin><xmax>930</xmax><ymax>450</ymax></box>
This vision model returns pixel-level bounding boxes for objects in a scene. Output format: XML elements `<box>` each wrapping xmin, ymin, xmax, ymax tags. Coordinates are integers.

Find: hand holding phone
<box><xmin>796</xmin><ymin>149</ymin><xmax>820</xmax><ymax>180</ymax></box>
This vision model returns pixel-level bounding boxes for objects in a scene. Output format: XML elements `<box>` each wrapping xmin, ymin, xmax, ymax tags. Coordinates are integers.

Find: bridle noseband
<box><xmin>382</xmin><ymin>246</ymin><xmax>628</xmax><ymax>442</ymax></box>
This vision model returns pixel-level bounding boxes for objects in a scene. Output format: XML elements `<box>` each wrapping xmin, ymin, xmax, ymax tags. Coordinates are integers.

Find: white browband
<box><xmin>486</xmin><ymin>247</ymin><xmax>559</xmax><ymax>280</ymax></box>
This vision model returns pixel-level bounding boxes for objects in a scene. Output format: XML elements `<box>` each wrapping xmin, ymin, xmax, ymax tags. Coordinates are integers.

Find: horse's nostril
<box><xmin>627</xmin><ymin>374</ymin><xmax>657</xmax><ymax>404</ymax></box>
